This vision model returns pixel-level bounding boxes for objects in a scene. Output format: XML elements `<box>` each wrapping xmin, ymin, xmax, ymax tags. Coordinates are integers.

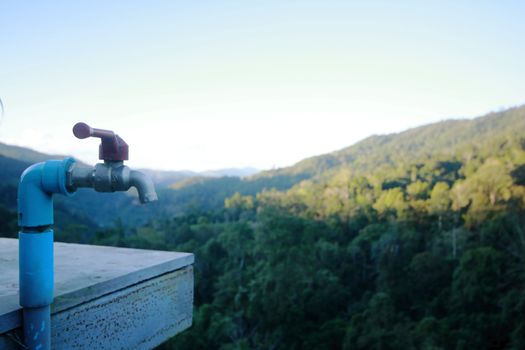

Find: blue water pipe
<box><xmin>17</xmin><ymin>122</ymin><xmax>157</xmax><ymax>349</ymax></box>
<box><xmin>18</xmin><ymin>158</ymin><xmax>75</xmax><ymax>350</ymax></box>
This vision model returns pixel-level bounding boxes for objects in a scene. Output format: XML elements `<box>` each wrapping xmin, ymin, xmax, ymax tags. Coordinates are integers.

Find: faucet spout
<box><xmin>68</xmin><ymin>162</ymin><xmax>158</xmax><ymax>204</ymax></box>
<box><xmin>130</xmin><ymin>170</ymin><xmax>158</xmax><ymax>204</ymax></box>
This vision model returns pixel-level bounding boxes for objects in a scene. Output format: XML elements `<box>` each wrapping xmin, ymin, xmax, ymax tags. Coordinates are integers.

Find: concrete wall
<box><xmin>0</xmin><ymin>266</ymin><xmax>193</xmax><ymax>349</ymax></box>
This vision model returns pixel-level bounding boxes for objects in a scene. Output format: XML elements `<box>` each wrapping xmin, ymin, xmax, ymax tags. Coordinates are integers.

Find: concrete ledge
<box><xmin>0</xmin><ymin>238</ymin><xmax>194</xmax><ymax>349</ymax></box>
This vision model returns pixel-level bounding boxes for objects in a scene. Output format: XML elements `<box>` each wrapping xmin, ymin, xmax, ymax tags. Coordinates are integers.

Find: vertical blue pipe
<box><xmin>22</xmin><ymin>306</ymin><xmax>51</xmax><ymax>350</ymax></box>
<box><xmin>18</xmin><ymin>158</ymin><xmax>75</xmax><ymax>350</ymax></box>
<box><xmin>19</xmin><ymin>231</ymin><xmax>54</xmax><ymax>307</ymax></box>
<box><xmin>19</xmin><ymin>230</ymin><xmax>54</xmax><ymax>350</ymax></box>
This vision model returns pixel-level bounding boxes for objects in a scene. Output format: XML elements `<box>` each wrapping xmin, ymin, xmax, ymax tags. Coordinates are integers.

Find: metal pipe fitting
<box><xmin>68</xmin><ymin>161</ymin><xmax>158</xmax><ymax>204</ymax></box>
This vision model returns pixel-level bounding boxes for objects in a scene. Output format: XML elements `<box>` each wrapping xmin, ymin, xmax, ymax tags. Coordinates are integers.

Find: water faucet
<box><xmin>67</xmin><ymin>122</ymin><xmax>158</xmax><ymax>203</ymax></box>
<box><xmin>17</xmin><ymin>123</ymin><xmax>157</xmax><ymax>349</ymax></box>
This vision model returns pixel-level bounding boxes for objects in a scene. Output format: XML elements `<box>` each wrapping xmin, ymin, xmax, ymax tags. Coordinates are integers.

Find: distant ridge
<box><xmin>0</xmin><ymin>142</ymin><xmax>68</xmax><ymax>164</ymax></box>
<box><xmin>200</xmin><ymin>167</ymin><xmax>259</xmax><ymax>178</ymax></box>
<box><xmin>0</xmin><ymin>142</ymin><xmax>258</xmax><ymax>187</ymax></box>
<box><xmin>251</xmin><ymin>105</ymin><xmax>525</xmax><ymax>182</ymax></box>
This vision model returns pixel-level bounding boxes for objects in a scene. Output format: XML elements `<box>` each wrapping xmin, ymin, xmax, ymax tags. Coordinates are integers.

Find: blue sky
<box><xmin>1</xmin><ymin>1</ymin><xmax>524</xmax><ymax>171</ymax></box>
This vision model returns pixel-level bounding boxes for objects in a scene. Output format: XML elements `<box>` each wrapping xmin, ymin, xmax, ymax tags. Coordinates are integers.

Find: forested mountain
<box><xmin>1</xmin><ymin>105</ymin><xmax>525</xmax><ymax>349</ymax></box>
<box><xmin>163</xmin><ymin>105</ymin><xmax>525</xmax><ymax>349</ymax></box>
<box><xmin>254</xmin><ymin>106</ymin><xmax>525</xmax><ymax>180</ymax></box>
<box><xmin>162</xmin><ymin>106</ymin><xmax>525</xmax><ymax>349</ymax></box>
<box><xmin>3</xmin><ymin>106</ymin><xmax>522</xmax><ymax>229</ymax></box>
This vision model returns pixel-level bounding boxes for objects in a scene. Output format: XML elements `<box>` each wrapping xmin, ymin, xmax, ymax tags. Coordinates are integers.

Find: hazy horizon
<box><xmin>0</xmin><ymin>105</ymin><xmax>520</xmax><ymax>173</ymax></box>
<box><xmin>1</xmin><ymin>1</ymin><xmax>525</xmax><ymax>171</ymax></box>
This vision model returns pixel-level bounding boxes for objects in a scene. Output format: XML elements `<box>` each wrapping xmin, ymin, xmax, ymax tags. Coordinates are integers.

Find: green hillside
<box><xmin>159</xmin><ymin>105</ymin><xmax>525</xmax><ymax>349</ymax></box>
<box><xmin>2</xmin><ymin>106</ymin><xmax>524</xmax><ymax>229</ymax></box>
<box><xmin>1</xmin><ymin>106</ymin><xmax>524</xmax><ymax>228</ymax></box>
<box><xmin>252</xmin><ymin>106</ymin><xmax>525</xmax><ymax>181</ymax></box>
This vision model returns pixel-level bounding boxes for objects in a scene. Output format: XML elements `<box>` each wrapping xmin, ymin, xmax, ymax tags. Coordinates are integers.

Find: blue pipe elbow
<box><xmin>18</xmin><ymin>157</ymin><xmax>76</xmax><ymax>350</ymax></box>
<box><xmin>18</xmin><ymin>158</ymin><xmax>76</xmax><ymax>227</ymax></box>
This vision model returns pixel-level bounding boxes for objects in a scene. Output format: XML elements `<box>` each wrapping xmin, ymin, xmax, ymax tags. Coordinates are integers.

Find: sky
<box><xmin>1</xmin><ymin>1</ymin><xmax>524</xmax><ymax>171</ymax></box>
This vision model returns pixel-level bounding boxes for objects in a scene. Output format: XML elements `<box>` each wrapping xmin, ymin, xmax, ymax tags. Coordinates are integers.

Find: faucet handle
<box><xmin>73</xmin><ymin>122</ymin><xmax>129</xmax><ymax>161</ymax></box>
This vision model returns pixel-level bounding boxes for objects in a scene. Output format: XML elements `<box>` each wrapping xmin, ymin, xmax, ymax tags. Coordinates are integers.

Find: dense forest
<box><xmin>1</xmin><ymin>106</ymin><xmax>525</xmax><ymax>349</ymax></box>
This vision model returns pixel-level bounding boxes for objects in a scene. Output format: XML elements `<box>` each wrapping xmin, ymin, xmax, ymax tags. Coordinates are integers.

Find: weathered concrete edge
<box><xmin>0</xmin><ymin>254</ymin><xmax>194</xmax><ymax>334</ymax></box>
<box><xmin>52</xmin><ymin>252</ymin><xmax>195</xmax><ymax>313</ymax></box>
<box><xmin>51</xmin><ymin>266</ymin><xmax>194</xmax><ymax>350</ymax></box>
<box><xmin>1</xmin><ymin>266</ymin><xmax>194</xmax><ymax>350</ymax></box>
